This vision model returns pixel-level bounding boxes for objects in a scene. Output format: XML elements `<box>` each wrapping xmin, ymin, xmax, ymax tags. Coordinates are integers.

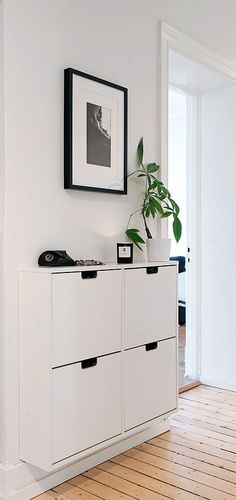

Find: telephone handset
<box><xmin>38</xmin><ymin>250</ymin><xmax>77</xmax><ymax>267</ymax></box>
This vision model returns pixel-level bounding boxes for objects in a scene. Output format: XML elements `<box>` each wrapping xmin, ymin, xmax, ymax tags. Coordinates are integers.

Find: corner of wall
<box><xmin>0</xmin><ymin>0</ymin><xmax>7</xmax><ymax>467</ymax></box>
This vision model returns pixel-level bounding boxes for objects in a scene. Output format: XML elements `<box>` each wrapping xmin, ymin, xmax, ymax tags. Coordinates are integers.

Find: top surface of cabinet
<box><xmin>19</xmin><ymin>261</ymin><xmax>177</xmax><ymax>273</ymax></box>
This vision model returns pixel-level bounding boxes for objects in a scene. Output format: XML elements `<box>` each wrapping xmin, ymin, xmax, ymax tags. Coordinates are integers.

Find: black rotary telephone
<box><xmin>38</xmin><ymin>250</ymin><xmax>77</xmax><ymax>267</ymax></box>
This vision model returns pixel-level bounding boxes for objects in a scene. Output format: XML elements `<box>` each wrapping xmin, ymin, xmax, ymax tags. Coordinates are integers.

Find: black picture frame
<box><xmin>116</xmin><ymin>243</ymin><xmax>133</xmax><ymax>264</ymax></box>
<box><xmin>64</xmin><ymin>68</ymin><xmax>128</xmax><ymax>194</ymax></box>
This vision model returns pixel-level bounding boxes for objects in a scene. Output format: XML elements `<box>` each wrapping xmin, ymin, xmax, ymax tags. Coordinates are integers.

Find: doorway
<box><xmin>168</xmin><ymin>84</ymin><xmax>198</xmax><ymax>390</ymax></box>
<box><xmin>168</xmin><ymin>87</ymin><xmax>189</xmax><ymax>389</ymax></box>
<box><xmin>161</xmin><ymin>26</ymin><xmax>236</xmax><ymax>391</ymax></box>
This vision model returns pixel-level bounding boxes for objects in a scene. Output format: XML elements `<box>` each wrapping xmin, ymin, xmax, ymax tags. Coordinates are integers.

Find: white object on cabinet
<box><xmin>19</xmin><ymin>262</ymin><xmax>178</xmax><ymax>471</ymax></box>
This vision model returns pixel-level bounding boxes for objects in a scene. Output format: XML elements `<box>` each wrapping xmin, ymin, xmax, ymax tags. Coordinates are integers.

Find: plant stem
<box><xmin>127</xmin><ymin>169</ymin><xmax>144</xmax><ymax>178</ymax></box>
<box><xmin>126</xmin><ymin>208</ymin><xmax>142</xmax><ymax>230</ymax></box>
<box><xmin>142</xmin><ymin>212</ymin><xmax>152</xmax><ymax>239</ymax></box>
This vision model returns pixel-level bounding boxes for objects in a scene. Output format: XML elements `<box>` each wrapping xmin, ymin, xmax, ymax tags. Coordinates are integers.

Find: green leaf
<box><xmin>150</xmin><ymin>180</ymin><xmax>158</xmax><ymax>190</ymax></box>
<box><xmin>137</xmin><ymin>138</ymin><xmax>144</xmax><ymax>165</ymax></box>
<box><xmin>126</xmin><ymin>229</ymin><xmax>144</xmax><ymax>241</ymax></box>
<box><xmin>152</xmin><ymin>178</ymin><xmax>163</xmax><ymax>189</ymax></box>
<box><xmin>150</xmin><ymin>197</ymin><xmax>164</xmax><ymax>215</ymax></box>
<box><xmin>137</xmin><ymin>173</ymin><xmax>147</xmax><ymax>177</ymax></box>
<box><xmin>126</xmin><ymin>228</ymin><xmax>145</xmax><ymax>250</ymax></box>
<box><xmin>147</xmin><ymin>163</ymin><xmax>159</xmax><ymax>173</ymax></box>
<box><xmin>161</xmin><ymin>186</ymin><xmax>171</xmax><ymax>199</ymax></box>
<box><xmin>149</xmin><ymin>199</ymin><xmax>156</xmax><ymax>218</ymax></box>
<box><xmin>161</xmin><ymin>211</ymin><xmax>173</xmax><ymax>218</ymax></box>
<box><xmin>170</xmin><ymin>199</ymin><xmax>180</xmax><ymax>216</ymax></box>
<box><xmin>173</xmin><ymin>216</ymin><xmax>182</xmax><ymax>243</ymax></box>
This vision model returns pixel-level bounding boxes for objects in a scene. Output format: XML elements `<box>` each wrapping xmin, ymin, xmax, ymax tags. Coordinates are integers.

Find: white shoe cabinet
<box><xmin>19</xmin><ymin>262</ymin><xmax>178</xmax><ymax>471</ymax></box>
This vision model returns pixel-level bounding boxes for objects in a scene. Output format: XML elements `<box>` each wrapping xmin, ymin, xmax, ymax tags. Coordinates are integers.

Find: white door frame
<box><xmin>159</xmin><ymin>22</ymin><xmax>236</xmax><ymax>381</ymax></box>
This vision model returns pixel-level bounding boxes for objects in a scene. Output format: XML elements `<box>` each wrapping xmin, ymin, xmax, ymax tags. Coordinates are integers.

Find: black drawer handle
<box><xmin>81</xmin><ymin>271</ymin><xmax>97</xmax><ymax>279</ymax></box>
<box><xmin>81</xmin><ymin>357</ymin><xmax>97</xmax><ymax>369</ymax></box>
<box><xmin>146</xmin><ymin>267</ymin><xmax>158</xmax><ymax>274</ymax></box>
<box><xmin>145</xmin><ymin>341</ymin><xmax>158</xmax><ymax>351</ymax></box>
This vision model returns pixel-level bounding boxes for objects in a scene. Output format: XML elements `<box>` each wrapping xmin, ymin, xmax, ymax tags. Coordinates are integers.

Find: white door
<box><xmin>52</xmin><ymin>270</ymin><xmax>122</xmax><ymax>367</ymax></box>
<box><xmin>124</xmin><ymin>266</ymin><xmax>177</xmax><ymax>349</ymax></box>
<box><xmin>124</xmin><ymin>338</ymin><xmax>177</xmax><ymax>430</ymax></box>
<box><xmin>52</xmin><ymin>352</ymin><xmax>122</xmax><ymax>463</ymax></box>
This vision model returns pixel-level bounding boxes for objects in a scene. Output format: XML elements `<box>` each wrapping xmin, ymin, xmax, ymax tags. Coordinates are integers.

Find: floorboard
<box><xmin>35</xmin><ymin>385</ymin><xmax>236</xmax><ymax>500</ymax></box>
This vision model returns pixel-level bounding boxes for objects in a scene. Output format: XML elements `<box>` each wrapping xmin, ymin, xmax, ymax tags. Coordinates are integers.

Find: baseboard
<box><xmin>200</xmin><ymin>377</ymin><xmax>236</xmax><ymax>392</ymax></box>
<box><xmin>0</xmin><ymin>466</ymin><xmax>6</xmax><ymax>500</ymax></box>
<box><xmin>179</xmin><ymin>380</ymin><xmax>201</xmax><ymax>394</ymax></box>
<box><xmin>0</xmin><ymin>418</ymin><xmax>170</xmax><ymax>500</ymax></box>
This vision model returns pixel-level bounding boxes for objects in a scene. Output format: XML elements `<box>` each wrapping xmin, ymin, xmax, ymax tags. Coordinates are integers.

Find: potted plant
<box><xmin>126</xmin><ymin>138</ymin><xmax>182</xmax><ymax>261</ymax></box>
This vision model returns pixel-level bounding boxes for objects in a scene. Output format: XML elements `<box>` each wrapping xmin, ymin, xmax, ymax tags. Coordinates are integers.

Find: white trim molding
<box><xmin>160</xmin><ymin>22</ymin><xmax>236</xmax><ymax>82</ymax></box>
<box><xmin>159</xmin><ymin>20</ymin><xmax>236</xmax><ymax>234</ymax></box>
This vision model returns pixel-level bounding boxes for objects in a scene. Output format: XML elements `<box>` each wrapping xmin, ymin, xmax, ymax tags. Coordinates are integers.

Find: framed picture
<box><xmin>64</xmin><ymin>68</ymin><xmax>128</xmax><ymax>194</ymax></box>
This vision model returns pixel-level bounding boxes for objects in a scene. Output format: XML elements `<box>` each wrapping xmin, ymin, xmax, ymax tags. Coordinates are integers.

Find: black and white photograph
<box><xmin>86</xmin><ymin>103</ymin><xmax>111</xmax><ymax>168</ymax></box>
<box><xmin>64</xmin><ymin>68</ymin><xmax>128</xmax><ymax>194</ymax></box>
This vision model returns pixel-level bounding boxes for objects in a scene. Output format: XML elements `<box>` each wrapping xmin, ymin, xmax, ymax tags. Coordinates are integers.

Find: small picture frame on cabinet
<box><xmin>117</xmin><ymin>243</ymin><xmax>133</xmax><ymax>264</ymax></box>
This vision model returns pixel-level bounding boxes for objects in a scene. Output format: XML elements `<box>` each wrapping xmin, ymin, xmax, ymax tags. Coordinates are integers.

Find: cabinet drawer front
<box><xmin>124</xmin><ymin>266</ymin><xmax>177</xmax><ymax>349</ymax></box>
<box><xmin>52</xmin><ymin>270</ymin><xmax>122</xmax><ymax>367</ymax></box>
<box><xmin>124</xmin><ymin>338</ymin><xmax>177</xmax><ymax>430</ymax></box>
<box><xmin>52</xmin><ymin>352</ymin><xmax>122</xmax><ymax>463</ymax></box>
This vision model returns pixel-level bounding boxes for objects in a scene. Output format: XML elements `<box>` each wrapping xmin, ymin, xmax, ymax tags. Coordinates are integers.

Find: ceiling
<box><xmin>169</xmin><ymin>49</ymin><xmax>233</xmax><ymax>94</ymax></box>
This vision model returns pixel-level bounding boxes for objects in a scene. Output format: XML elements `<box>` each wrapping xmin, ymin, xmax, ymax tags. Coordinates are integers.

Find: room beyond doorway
<box><xmin>167</xmin><ymin>43</ymin><xmax>234</xmax><ymax>391</ymax></box>
<box><xmin>168</xmin><ymin>85</ymin><xmax>198</xmax><ymax>390</ymax></box>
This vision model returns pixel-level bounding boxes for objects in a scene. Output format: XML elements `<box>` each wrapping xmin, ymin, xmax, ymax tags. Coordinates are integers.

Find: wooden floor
<box><xmin>36</xmin><ymin>385</ymin><xmax>236</xmax><ymax>500</ymax></box>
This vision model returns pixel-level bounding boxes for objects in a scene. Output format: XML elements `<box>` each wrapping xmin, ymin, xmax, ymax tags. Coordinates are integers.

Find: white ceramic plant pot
<box><xmin>146</xmin><ymin>238</ymin><xmax>171</xmax><ymax>262</ymax></box>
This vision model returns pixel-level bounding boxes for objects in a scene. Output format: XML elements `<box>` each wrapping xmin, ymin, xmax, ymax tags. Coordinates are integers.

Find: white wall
<box><xmin>201</xmin><ymin>85</ymin><xmax>236</xmax><ymax>389</ymax></box>
<box><xmin>3</xmin><ymin>0</ymin><xmax>157</xmax><ymax>467</ymax></box>
<box><xmin>0</xmin><ymin>0</ymin><xmax>6</xmax><ymax>465</ymax></box>
<box><xmin>2</xmin><ymin>0</ymin><xmax>236</xmax><ymax>495</ymax></box>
